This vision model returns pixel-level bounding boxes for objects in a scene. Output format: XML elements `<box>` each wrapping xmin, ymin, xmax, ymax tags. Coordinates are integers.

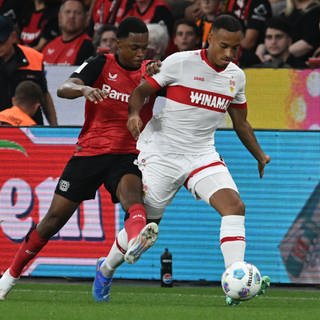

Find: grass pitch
<box><xmin>1</xmin><ymin>280</ymin><xmax>320</xmax><ymax>320</ymax></box>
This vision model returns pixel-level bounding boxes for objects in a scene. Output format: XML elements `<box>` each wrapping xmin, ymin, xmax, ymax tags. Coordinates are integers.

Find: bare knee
<box><xmin>209</xmin><ymin>189</ymin><xmax>245</xmax><ymax>215</ymax></box>
<box><xmin>223</xmin><ymin>196</ymin><xmax>245</xmax><ymax>215</ymax></box>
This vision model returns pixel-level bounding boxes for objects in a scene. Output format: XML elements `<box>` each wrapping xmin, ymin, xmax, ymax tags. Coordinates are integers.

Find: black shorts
<box><xmin>55</xmin><ymin>154</ymin><xmax>141</xmax><ymax>203</ymax></box>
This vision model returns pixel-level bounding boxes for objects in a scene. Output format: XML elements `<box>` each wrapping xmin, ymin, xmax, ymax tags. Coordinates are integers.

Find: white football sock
<box><xmin>220</xmin><ymin>215</ymin><xmax>246</xmax><ymax>268</ymax></box>
<box><xmin>100</xmin><ymin>228</ymin><xmax>128</xmax><ymax>277</ymax></box>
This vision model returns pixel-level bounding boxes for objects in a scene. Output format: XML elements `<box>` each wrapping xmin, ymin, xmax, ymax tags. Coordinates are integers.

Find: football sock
<box><xmin>124</xmin><ymin>203</ymin><xmax>146</xmax><ymax>243</ymax></box>
<box><xmin>100</xmin><ymin>228</ymin><xmax>127</xmax><ymax>277</ymax></box>
<box><xmin>220</xmin><ymin>215</ymin><xmax>246</xmax><ymax>268</ymax></box>
<box><xmin>9</xmin><ymin>227</ymin><xmax>48</xmax><ymax>278</ymax></box>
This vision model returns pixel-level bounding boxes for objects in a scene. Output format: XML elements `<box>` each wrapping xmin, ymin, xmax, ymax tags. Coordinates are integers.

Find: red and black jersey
<box><xmin>122</xmin><ymin>0</ymin><xmax>174</xmax><ymax>35</ymax></box>
<box><xmin>20</xmin><ymin>6</ymin><xmax>59</xmax><ymax>47</ymax></box>
<box><xmin>42</xmin><ymin>33</ymin><xmax>94</xmax><ymax>66</ymax></box>
<box><xmin>225</xmin><ymin>0</ymin><xmax>272</xmax><ymax>37</ymax></box>
<box><xmin>71</xmin><ymin>54</ymin><xmax>153</xmax><ymax>156</ymax></box>
<box><xmin>91</xmin><ymin>0</ymin><xmax>128</xmax><ymax>30</ymax></box>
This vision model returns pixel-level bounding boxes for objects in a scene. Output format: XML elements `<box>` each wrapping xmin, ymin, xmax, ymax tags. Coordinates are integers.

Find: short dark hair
<box><xmin>212</xmin><ymin>14</ymin><xmax>243</xmax><ymax>33</ymax></box>
<box><xmin>117</xmin><ymin>17</ymin><xmax>148</xmax><ymax>39</ymax></box>
<box><xmin>266</xmin><ymin>17</ymin><xmax>291</xmax><ymax>36</ymax></box>
<box><xmin>173</xmin><ymin>18</ymin><xmax>200</xmax><ymax>38</ymax></box>
<box><xmin>14</xmin><ymin>81</ymin><xmax>44</xmax><ymax>108</ymax></box>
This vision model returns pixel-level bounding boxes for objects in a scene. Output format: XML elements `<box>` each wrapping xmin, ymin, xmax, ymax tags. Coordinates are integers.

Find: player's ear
<box><xmin>207</xmin><ymin>31</ymin><xmax>214</xmax><ymax>46</ymax></box>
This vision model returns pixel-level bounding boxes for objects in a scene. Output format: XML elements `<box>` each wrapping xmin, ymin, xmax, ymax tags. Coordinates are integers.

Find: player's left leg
<box><xmin>194</xmin><ymin>172</ymin><xmax>270</xmax><ymax>305</ymax></box>
<box><xmin>195</xmin><ymin>172</ymin><xmax>246</xmax><ymax>267</ymax></box>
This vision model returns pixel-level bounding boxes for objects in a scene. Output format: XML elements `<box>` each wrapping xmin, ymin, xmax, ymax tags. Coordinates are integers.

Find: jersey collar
<box><xmin>200</xmin><ymin>49</ymin><xmax>226</xmax><ymax>73</ymax></box>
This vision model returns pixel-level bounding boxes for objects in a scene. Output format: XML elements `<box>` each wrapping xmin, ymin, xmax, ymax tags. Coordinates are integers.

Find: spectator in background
<box><xmin>165</xmin><ymin>0</ymin><xmax>194</xmax><ymax>20</ymax></box>
<box><xmin>256</xmin><ymin>0</ymin><xmax>320</xmax><ymax>65</ymax></box>
<box><xmin>19</xmin><ymin>0</ymin><xmax>60</xmax><ymax>52</ymax></box>
<box><xmin>252</xmin><ymin>17</ymin><xmax>306</xmax><ymax>68</ymax></box>
<box><xmin>87</xmin><ymin>0</ymin><xmax>128</xmax><ymax>34</ymax></box>
<box><xmin>173</xmin><ymin>19</ymin><xmax>200</xmax><ymax>52</ymax></box>
<box><xmin>184</xmin><ymin>0</ymin><xmax>204</xmax><ymax>21</ymax></box>
<box><xmin>42</xmin><ymin>0</ymin><xmax>94</xmax><ymax>65</ymax></box>
<box><xmin>225</xmin><ymin>0</ymin><xmax>272</xmax><ymax>67</ymax></box>
<box><xmin>0</xmin><ymin>81</ymin><xmax>44</xmax><ymax>126</ymax></box>
<box><xmin>0</xmin><ymin>15</ymin><xmax>57</xmax><ymax>125</ymax></box>
<box><xmin>146</xmin><ymin>22</ymin><xmax>169</xmax><ymax>59</ymax></box>
<box><xmin>122</xmin><ymin>0</ymin><xmax>175</xmax><ymax>36</ymax></box>
<box><xmin>195</xmin><ymin>0</ymin><xmax>224</xmax><ymax>48</ymax></box>
<box><xmin>281</xmin><ymin>0</ymin><xmax>320</xmax><ymax>62</ymax></box>
<box><xmin>93</xmin><ymin>24</ymin><xmax>118</xmax><ymax>54</ymax></box>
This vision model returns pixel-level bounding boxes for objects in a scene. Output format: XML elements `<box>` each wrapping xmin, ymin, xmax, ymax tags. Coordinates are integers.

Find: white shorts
<box><xmin>136</xmin><ymin>151</ymin><xmax>238</xmax><ymax>219</ymax></box>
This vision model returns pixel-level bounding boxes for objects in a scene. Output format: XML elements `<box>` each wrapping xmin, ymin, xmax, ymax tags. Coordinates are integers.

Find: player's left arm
<box><xmin>228</xmin><ymin>106</ymin><xmax>270</xmax><ymax>178</ymax></box>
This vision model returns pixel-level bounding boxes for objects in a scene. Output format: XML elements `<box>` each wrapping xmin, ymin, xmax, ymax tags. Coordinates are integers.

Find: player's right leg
<box><xmin>0</xmin><ymin>194</ymin><xmax>79</xmax><ymax>300</ymax></box>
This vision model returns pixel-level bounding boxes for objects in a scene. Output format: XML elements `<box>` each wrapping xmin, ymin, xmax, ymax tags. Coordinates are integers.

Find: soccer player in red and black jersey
<box><xmin>0</xmin><ymin>16</ymin><xmax>159</xmax><ymax>301</ymax></box>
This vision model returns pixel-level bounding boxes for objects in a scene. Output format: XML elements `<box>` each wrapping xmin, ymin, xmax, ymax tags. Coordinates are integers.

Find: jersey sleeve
<box><xmin>145</xmin><ymin>52</ymin><xmax>181</xmax><ymax>89</ymax></box>
<box><xmin>230</xmin><ymin>69</ymin><xmax>247</xmax><ymax>108</ymax></box>
<box><xmin>70</xmin><ymin>54</ymin><xmax>106</xmax><ymax>86</ymax></box>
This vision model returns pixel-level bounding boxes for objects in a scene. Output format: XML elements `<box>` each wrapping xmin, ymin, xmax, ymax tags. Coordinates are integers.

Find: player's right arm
<box><xmin>57</xmin><ymin>55</ymin><xmax>108</xmax><ymax>104</ymax></box>
<box><xmin>127</xmin><ymin>81</ymin><xmax>158</xmax><ymax>140</ymax></box>
<box><xmin>127</xmin><ymin>52</ymin><xmax>181</xmax><ymax>140</ymax></box>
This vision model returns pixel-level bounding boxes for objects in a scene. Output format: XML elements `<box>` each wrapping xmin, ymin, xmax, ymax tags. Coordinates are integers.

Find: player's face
<box><xmin>117</xmin><ymin>32</ymin><xmax>149</xmax><ymax>69</ymax></box>
<box><xmin>207</xmin><ymin>28</ymin><xmax>243</xmax><ymax>68</ymax></box>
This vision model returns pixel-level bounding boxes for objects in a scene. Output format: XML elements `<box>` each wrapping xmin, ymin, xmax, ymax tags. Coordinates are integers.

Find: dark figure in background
<box><xmin>0</xmin><ymin>81</ymin><xmax>44</xmax><ymax>126</ymax></box>
<box><xmin>0</xmin><ymin>15</ymin><xmax>57</xmax><ymax>125</ymax></box>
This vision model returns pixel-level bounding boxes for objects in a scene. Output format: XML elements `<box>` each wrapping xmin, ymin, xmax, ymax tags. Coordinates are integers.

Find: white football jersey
<box><xmin>137</xmin><ymin>49</ymin><xmax>247</xmax><ymax>154</ymax></box>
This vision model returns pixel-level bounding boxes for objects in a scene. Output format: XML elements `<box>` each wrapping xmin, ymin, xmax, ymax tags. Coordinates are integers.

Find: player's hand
<box><xmin>146</xmin><ymin>60</ymin><xmax>161</xmax><ymax>76</ymax></box>
<box><xmin>82</xmin><ymin>86</ymin><xmax>108</xmax><ymax>104</ymax></box>
<box><xmin>258</xmin><ymin>154</ymin><xmax>271</xmax><ymax>178</ymax></box>
<box><xmin>127</xmin><ymin>115</ymin><xmax>143</xmax><ymax>140</ymax></box>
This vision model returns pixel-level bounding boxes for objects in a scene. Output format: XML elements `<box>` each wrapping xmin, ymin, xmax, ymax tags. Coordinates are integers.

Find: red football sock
<box><xmin>9</xmin><ymin>228</ymin><xmax>48</xmax><ymax>278</ymax></box>
<box><xmin>124</xmin><ymin>203</ymin><xmax>146</xmax><ymax>243</ymax></box>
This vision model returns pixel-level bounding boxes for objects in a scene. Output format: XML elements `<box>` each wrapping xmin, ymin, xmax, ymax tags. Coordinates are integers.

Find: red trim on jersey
<box><xmin>184</xmin><ymin>161</ymin><xmax>226</xmax><ymax>187</ymax></box>
<box><xmin>116</xmin><ymin>237</ymin><xmax>127</xmax><ymax>254</ymax></box>
<box><xmin>166</xmin><ymin>85</ymin><xmax>232</xmax><ymax>113</ymax></box>
<box><xmin>229</xmin><ymin>102</ymin><xmax>247</xmax><ymax>109</ymax></box>
<box><xmin>145</xmin><ymin>76</ymin><xmax>162</xmax><ymax>89</ymax></box>
<box><xmin>220</xmin><ymin>236</ymin><xmax>246</xmax><ymax>244</ymax></box>
<box><xmin>200</xmin><ymin>49</ymin><xmax>226</xmax><ymax>72</ymax></box>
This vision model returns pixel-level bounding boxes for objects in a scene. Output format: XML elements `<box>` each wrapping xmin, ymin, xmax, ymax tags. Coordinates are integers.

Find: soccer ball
<box><xmin>221</xmin><ymin>261</ymin><xmax>262</xmax><ymax>300</ymax></box>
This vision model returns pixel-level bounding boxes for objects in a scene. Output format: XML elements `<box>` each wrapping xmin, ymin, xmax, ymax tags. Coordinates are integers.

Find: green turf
<box><xmin>1</xmin><ymin>281</ymin><xmax>320</xmax><ymax>320</ymax></box>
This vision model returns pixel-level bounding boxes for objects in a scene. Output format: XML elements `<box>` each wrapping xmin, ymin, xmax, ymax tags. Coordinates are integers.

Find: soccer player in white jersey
<box><xmin>125</xmin><ymin>14</ymin><xmax>271</xmax><ymax>305</ymax></box>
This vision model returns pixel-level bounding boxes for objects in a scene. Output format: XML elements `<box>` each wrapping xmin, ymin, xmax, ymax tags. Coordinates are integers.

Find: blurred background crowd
<box><xmin>1</xmin><ymin>0</ymin><xmax>319</xmax><ymax>68</ymax></box>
